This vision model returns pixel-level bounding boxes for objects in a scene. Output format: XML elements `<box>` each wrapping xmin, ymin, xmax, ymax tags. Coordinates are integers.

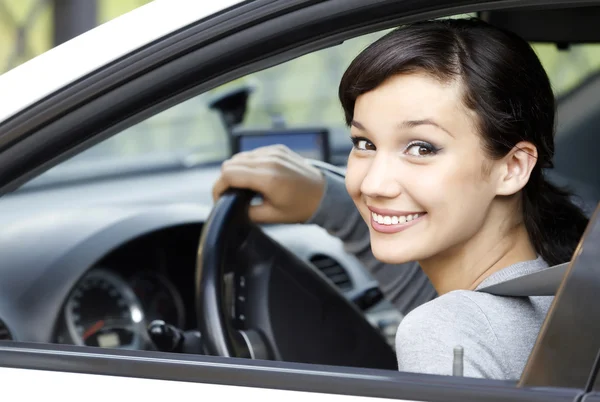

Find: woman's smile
<box><xmin>368</xmin><ymin>206</ymin><xmax>427</xmax><ymax>233</ymax></box>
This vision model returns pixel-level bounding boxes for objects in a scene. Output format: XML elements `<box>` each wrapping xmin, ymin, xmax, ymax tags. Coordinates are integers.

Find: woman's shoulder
<box><xmin>397</xmin><ymin>290</ymin><xmax>494</xmax><ymax>337</ymax></box>
<box><xmin>394</xmin><ymin>290</ymin><xmax>510</xmax><ymax>378</ymax></box>
<box><xmin>397</xmin><ymin>289</ymin><xmax>549</xmax><ymax>339</ymax></box>
<box><xmin>394</xmin><ymin>290</ymin><xmax>552</xmax><ymax>379</ymax></box>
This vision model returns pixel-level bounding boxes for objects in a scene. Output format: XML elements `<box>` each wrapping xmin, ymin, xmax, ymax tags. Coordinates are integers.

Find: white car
<box><xmin>0</xmin><ymin>0</ymin><xmax>599</xmax><ymax>401</ymax></box>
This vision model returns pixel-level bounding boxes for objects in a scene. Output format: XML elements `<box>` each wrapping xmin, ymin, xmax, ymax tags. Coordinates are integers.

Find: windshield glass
<box><xmin>25</xmin><ymin>34</ymin><xmax>600</xmax><ymax>187</ymax></box>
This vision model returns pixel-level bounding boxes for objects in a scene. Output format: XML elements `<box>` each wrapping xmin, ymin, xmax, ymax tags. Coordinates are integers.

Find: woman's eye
<box><xmin>405</xmin><ymin>142</ymin><xmax>438</xmax><ymax>157</ymax></box>
<box><xmin>351</xmin><ymin>137</ymin><xmax>375</xmax><ymax>151</ymax></box>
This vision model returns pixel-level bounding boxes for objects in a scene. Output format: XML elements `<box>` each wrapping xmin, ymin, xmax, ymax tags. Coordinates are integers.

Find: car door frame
<box><xmin>0</xmin><ymin>0</ymin><xmax>596</xmax><ymax>400</ymax></box>
<box><xmin>0</xmin><ymin>341</ymin><xmax>584</xmax><ymax>402</ymax></box>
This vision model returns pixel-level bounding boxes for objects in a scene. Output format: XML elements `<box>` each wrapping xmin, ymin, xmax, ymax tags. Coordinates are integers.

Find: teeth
<box><xmin>371</xmin><ymin>212</ymin><xmax>423</xmax><ymax>226</ymax></box>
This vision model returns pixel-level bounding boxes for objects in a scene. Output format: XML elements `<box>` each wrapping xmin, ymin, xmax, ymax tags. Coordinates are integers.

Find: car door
<box><xmin>0</xmin><ymin>0</ymin><xmax>596</xmax><ymax>401</ymax></box>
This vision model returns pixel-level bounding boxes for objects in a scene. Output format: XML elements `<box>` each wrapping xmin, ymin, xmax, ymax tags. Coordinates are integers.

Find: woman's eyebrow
<box><xmin>400</xmin><ymin>119</ymin><xmax>455</xmax><ymax>138</ymax></box>
<box><xmin>352</xmin><ymin>118</ymin><xmax>455</xmax><ymax>138</ymax></box>
<box><xmin>351</xmin><ymin>120</ymin><xmax>365</xmax><ymax>130</ymax></box>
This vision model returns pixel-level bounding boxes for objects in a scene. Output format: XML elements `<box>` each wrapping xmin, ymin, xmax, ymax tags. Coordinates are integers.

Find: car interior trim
<box><xmin>0</xmin><ymin>342</ymin><xmax>583</xmax><ymax>402</ymax></box>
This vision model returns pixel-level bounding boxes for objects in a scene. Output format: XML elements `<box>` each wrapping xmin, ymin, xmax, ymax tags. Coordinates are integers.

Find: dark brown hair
<box><xmin>339</xmin><ymin>18</ymin><xmax>588</xmax><ymax>265</ymax></box>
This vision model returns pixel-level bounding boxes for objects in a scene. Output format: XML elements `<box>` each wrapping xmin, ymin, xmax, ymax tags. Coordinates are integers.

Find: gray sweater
<box><xmin>307</xmin><ymin>170</ymin><xmax>553</xmax><ymax>380</ymax></box>
<box><xmin>396</xmin><ymin>256</ymin><xmax>552</xmax><ymax>379</ymax></box>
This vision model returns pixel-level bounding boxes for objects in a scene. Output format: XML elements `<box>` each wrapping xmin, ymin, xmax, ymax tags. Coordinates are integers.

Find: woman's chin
<box><xmin>371</xmin><ymin>243</ymin><xmax>416</xmax><ymax>264</ymax></box>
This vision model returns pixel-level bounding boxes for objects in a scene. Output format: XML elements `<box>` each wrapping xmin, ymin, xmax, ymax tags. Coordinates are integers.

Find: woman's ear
<box><xmin>495</xmin><ymin>141</ymin><xmax>538</xmax><ymax>196</ymax></box>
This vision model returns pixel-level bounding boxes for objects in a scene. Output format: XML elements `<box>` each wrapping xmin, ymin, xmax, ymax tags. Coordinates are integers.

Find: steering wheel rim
<box><xmin>195</xmin><ymin>187</ymin><xmax>255</xmax><ymax>357</ymax></box>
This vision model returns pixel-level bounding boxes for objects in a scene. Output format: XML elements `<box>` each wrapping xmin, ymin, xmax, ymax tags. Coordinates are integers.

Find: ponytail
<box><xmin>522</xmin><ymin>169</ymin><xmax>589</xmax><ymax>266</ymax></box>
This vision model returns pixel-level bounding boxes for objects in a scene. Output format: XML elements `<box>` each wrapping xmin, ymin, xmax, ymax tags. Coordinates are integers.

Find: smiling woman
<box><xmin>338</xmin><ymin>18</ymin><xmax>589</xmax><ymax>379</ymax></box>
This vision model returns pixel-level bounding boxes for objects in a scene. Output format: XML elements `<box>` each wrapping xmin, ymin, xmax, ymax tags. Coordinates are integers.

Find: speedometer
<box><xmin>63</xmin><ymin>268</ymin><xmax>146</xmax><ymax>349</ymax></box>
<box><xmin>130</xmin><ymin>272</ymin><xmax>185</xmax><ymax>328</ymax></box>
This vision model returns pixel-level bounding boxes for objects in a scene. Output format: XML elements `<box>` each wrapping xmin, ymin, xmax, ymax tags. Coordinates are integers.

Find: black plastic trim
<box><xmin>0</xmin><ymin>342</ymin><xmax>581</xmax><ymax>402</ymax></box>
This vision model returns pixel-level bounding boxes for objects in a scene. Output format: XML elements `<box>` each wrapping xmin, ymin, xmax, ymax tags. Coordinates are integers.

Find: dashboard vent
<box><xmin>309</xmin><ymin>254</ymin><xmax>352</xmax><ymax>290</ymax></box>
<box><xmin>0</xmin><ymin>319</ymin><xmax>12</xmax><ymax>341</ymax></box>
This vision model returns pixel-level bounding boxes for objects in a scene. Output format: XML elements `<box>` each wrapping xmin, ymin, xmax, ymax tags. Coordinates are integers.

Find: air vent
<box><xmin>309</xmin><ymin>254</ymin><xmax>352</xmax><ymax>290</ymax></box>
<box><xmin>0</xmin><ymin>319</ymin><xmax>12</xmax><ymax>341</ymax></box>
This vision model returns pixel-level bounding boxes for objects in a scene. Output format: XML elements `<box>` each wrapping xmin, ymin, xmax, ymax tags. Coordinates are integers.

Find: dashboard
<box><xmin>0</xmin><ymin>165</ymin><xmax>402</xmax><ymax>351</ymax></box>
<box><xmin>53</xmin><ymin>224</ymin><xmax>202</xmax><ymax>350</ymax></box>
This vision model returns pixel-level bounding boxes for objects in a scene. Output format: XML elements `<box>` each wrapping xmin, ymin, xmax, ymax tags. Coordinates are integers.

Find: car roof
<box><xmin>0</xmin><ymin>0</ymin><xmax>244</xmax><ymax>124</ymax></box>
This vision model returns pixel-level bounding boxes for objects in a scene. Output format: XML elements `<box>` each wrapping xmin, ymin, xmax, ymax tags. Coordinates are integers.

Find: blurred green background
<box><xmin>0</xmin><ymin>0</ymin><xmax>151</xmax><ymax>72</ymax></box>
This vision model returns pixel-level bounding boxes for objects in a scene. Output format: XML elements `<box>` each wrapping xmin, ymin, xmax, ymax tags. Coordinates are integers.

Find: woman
<box><xmin>213</xmin><ymin>18</ymin><xmax>589</xmax><ymax>380</ymax></box>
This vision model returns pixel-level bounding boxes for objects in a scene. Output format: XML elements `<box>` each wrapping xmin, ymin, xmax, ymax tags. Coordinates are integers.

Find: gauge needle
<box><xmin>83</xmin><ymin>320</ymin><xmax>105</xmax><ymax>340</ymax></box>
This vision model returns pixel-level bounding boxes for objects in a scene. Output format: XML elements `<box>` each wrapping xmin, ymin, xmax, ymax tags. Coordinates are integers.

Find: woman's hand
<box><xmin>212</xmin><ymin>145</ymin><xmax>326</xmax><ymax>223</ymax></box>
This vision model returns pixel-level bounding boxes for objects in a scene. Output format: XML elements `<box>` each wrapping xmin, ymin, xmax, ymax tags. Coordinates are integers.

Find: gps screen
<box><xmin>235</xmin><ymin>130</ymin><xmax>328</xmax><ymax>161</ymax></box>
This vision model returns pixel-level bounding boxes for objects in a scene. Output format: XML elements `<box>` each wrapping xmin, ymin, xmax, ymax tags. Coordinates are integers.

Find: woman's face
<box><xmin>345</xmin><ymin>72</ymin><xmax>504</xmax><ymax>264</ymax></box>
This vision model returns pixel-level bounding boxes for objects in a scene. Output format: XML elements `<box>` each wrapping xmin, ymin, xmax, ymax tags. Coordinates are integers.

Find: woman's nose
<box><xmin>359</xmin><ymin>154</ymin><xmax>402</xmax><ymax>198</ymax></box>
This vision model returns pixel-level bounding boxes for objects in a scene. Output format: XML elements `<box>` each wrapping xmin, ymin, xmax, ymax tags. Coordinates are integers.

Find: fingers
<box><xmin>228</xmin><ymin>146</ymin><xmax>308</xmax><ymax>178</ymax></box>
<box><xmin>247</xmin><ymin>203</ymin><xmax>282</xmax><ymax>224</ymax></box>
<box><xmin>211</xmin><ymin>175</ymin><xmax>230</xmax><ymax>202</ymax></box>
<box><xmin>212</xmin><ymin>164</ymin><xmax>264</xmax><ymax>201</ymax></box>
<box><xmin>211</xmin><ymin>144</ymin><xmax>325</xmax><ymax>224</ymax></box>
<box><xmin>212</xmin><ymin>144</ymin><xmax>306</xmax><ymax>202</ymax></box>
<box><xmin>231</xmin><ymin>144</ymin><xmax>293</xmax><ymax>163</ymax></box>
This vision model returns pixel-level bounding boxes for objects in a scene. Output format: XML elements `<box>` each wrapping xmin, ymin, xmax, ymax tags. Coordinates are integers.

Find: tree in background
<box><xmin>0</xmin><ymin>0</ymin><xmax>151</xmax><ymax>73</ymax></box>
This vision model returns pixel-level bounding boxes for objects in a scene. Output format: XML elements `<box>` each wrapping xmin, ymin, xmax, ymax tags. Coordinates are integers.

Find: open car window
<box><xmin>21</xmin><ymin>29</ymin><xmax>391</xmax><ymax>188</ymax></box>
<box><xmin>24</xmin><ymin>22</ymin><xmax>600</xmax><ymax>192</ymax></box>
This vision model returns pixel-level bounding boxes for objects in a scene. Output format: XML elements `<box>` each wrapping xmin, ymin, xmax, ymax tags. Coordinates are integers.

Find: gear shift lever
<box><xmin>147</xmin><ymin>320</ymin><xmax>204</xmax><ymax>354</ymax></box>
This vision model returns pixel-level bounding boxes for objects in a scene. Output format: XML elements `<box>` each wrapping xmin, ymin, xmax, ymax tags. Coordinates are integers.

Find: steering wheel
<box><xmin>195</xmin><ymin>187</ymin><xmax>397</xmax><ymax>369</ymax></box>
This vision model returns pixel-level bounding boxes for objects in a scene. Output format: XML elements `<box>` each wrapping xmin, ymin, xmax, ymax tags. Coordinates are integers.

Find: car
<box><xmin>0</xmin><ymin>0</ymin><xmax>599</xmax><ymax>400</ymax></box>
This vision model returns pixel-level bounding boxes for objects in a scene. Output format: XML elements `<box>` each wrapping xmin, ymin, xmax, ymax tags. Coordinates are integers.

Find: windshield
<box><xmin>23</xmin><ymin>34</ymin><xmax>600</xmax><ymax>188</ymax></box>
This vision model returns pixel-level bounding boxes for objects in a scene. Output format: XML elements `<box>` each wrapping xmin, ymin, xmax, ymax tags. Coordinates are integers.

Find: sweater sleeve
<box><xmin>306</xmin><ymin>170</ymin><xmax>437</xmax><ymax>314</ymax></box>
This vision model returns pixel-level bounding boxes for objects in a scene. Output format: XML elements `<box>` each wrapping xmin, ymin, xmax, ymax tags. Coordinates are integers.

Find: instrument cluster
<box><xmin>56</xmin><ymin>267</ymin><xmax>186</xmax><ymax>350</ymax></box>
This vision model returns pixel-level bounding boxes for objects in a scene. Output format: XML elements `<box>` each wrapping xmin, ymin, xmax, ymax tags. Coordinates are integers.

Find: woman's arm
<box><xmin>307</xmin><ymin>170</ymin><xmax>437</xmax><ymax>315</ymax></box>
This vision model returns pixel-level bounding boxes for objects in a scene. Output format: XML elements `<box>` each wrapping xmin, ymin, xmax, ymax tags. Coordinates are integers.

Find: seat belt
<box><xmin>477</xmin><ymin>262</ymin><xmax>569</xmax><ymax>297</ymax></box>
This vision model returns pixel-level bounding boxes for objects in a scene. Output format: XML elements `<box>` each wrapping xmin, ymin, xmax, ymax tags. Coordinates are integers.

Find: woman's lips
<box><xmin>369</xmin><ymin>211</ymin><xmax>427</xmax><ymax>234</ymax></box>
